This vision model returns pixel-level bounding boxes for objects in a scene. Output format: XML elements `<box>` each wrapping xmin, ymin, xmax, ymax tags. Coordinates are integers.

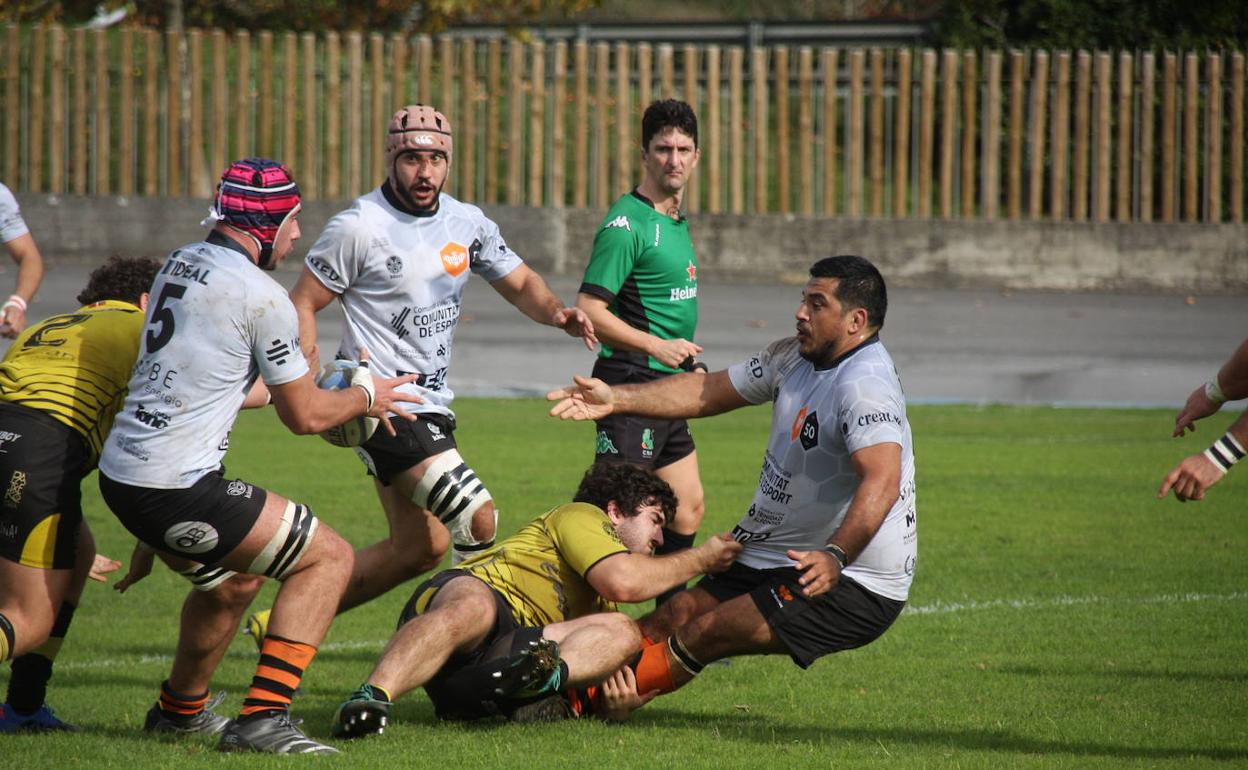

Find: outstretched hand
<box><xmin>114</xmin><ymin>541</ymin><xmax>156</xmax><ymax>593</ymax></box>
<box><xmin>89</xmin><ymin>553</ymin><xmax>122</xmax><ymax>583</ymax></box>
<box><xmin>1158</xmin><ymin>453</ymin><xmax>1224</xmax><ymax>502</ymax></box>
<box><xmin>356</xmin><ymin>347</ymin><xmax>423</xmax><ymax>437</ymax></box>
<box><xmin>697</xmin><ymin>533</ymin><xmax>743</xmax><ymax>574</ymax></box>
<box><xmin>546</xmin><ymin>375</ymin><xmax>614</xmax><ymax>421</ymax></box>
<box><xmin>552</xmin><ymin>306</ymin><xmax>598</xmax><ymax>350</ymax></box>
<box><xmin>1173</xmin><ymin>383</ymin><xmax>1222</xmax><ymax>437</ymax></box>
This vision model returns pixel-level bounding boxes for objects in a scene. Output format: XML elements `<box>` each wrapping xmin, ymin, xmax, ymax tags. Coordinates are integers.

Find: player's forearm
<box><xmin>612</xmin><ymin>370</ymin><xmax>743</xmax><ymax>420</ymax></box>
<box><xmin>1216</xmin><ymin>339</ymin><xmax>1248</xmax><ymax>401</ymax></box>
<box><xmin>7</xmin><ymin>234</ymin><xmax>43</xmax><ymax>301</ymax></box>
<box><xmin>579</xmin><ymin>300</ymin><xmax>662</xmax><ymax>356</ymax></box>
<box><xmin>829</xmin><ymin>479</ymin><xmax>897</xmax><ymax>562</ymax></box>
<box><xmin>505</xmin><ymin>270</ymin><xmax>567</xmax><ymax>326</ymax></box>
<box><xmin>594</xmin><ymin>550</ymin><xmax>709</xmax><ymax>603</ymax></box>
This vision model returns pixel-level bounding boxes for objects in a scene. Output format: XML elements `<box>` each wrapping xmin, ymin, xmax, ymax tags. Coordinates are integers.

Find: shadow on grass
<box><xmin>642</xmin><ymin>707</ymin><xmax>1248</xmax><ymax>762</ymax></box>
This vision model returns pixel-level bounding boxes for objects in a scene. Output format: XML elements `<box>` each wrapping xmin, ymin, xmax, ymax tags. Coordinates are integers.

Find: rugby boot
<box><xmin>331</xmin><ymin>683</ymin><xmax>392</xmax><ymax>739</ymax></box>
<box><xmin>218</xmin><ymin>710</ymin><xmax>338</xmax><ymax>754</ymax></box>
<box><xmin>490</xmin><ymin>637</ymin><xmax>563</xmax><ymax>699</ymax></box>
<box><xmin>507</xmin><ymin>693</ymin><xmax>575</xmax><ymax>723</ymax></box>
<box><xmin>144</xmin><ymin>691</ymin><xmax>230</xmax><ymax>735</ymax></box>
<box><xmin>0</xmin><ymin>702</ymin><xmax>79</xmax><ymax>732</ymax></box>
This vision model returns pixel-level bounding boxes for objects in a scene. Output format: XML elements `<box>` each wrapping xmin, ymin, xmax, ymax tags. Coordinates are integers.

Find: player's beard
<box><xmin>396</xmin><ymin>177</ymin><xmax>444</xmax><ymax>213</ymax></box>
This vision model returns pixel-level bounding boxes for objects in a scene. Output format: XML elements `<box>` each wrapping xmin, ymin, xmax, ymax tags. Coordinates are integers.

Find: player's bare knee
<box><xmin>208</xmin><ymin>573</ymin><xmax>266</xmax><ymax>610</ymax></box>
<box><xmin>469</xmin><ymin>501</ymin><xmax>496</xmax><ymax>542</ymax></box>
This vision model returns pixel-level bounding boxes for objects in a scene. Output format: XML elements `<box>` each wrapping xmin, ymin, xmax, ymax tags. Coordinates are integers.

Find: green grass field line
<box><xmin>4</xmin><ymin>400</ymin><xmax>1245</xmax><ymax>768</ymax></box>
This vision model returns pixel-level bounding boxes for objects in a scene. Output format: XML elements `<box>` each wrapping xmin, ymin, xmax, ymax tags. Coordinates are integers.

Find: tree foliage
<box><xmin>937</xmin><ymin>0</ymin><xmax>1248</xmax><ymax>50</ymax></box>
<box><xmin>0</xmin><ymin>0</ymin><xmax>601</xmax><ymax>31</ymax></box>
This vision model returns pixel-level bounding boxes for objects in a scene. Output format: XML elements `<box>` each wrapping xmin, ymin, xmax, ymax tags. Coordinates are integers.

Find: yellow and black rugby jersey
<box><xmin>0</xmin><ymin>300</ymin><xmax>144</xmax><ymax>463</ymax></box>
<box><xmin>461</xmin><ymin>502</ymin><xmax>629</xmax><ymax>627</ymax></box>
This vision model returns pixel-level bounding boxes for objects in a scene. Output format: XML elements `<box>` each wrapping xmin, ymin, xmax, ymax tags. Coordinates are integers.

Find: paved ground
<box><xmin>6</xmin><ymin>264</ymin><xmax>1246</xmax><ymax>409</ymax></box>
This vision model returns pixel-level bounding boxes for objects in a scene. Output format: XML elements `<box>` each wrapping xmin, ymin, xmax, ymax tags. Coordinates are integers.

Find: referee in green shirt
<box><xmin>575</xmin><ymin>99</ymin><xmax>705</xmax><ymax>605</ymax></box>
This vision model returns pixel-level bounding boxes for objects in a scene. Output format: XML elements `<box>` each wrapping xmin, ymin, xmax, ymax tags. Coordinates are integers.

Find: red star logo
<box><xmin>686</xmin><ymin>261</ymin><xmax>697</xmax><ymax>281</ymax></box>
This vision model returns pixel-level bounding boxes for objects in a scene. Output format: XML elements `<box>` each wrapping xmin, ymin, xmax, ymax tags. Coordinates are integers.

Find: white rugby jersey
<box><xmin>727</xmin><ymin>335</ymin><xmax>917</xmax><ymax>601</ymax></box>
<box><xmin>0</xmin><ymin>183</ymin><xmax>30</xmax><ymax>243</ymax></box>
<box><xmin>99</xmin><ymin>236</ymin><xmax>309</xmax><ymax>489</ymax></box>
<box><xmin>304</xmin><ymin>187</ymin><xmax>522</xmax><ymax>417</ymax></box>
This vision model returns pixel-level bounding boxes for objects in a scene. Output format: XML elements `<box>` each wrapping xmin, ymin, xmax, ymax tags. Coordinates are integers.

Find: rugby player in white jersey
<box><xmin>97</xmin><ymin>158</ymin><xmax>422</xmax><ymax>754</ymax></box>
<box><xmin>277</xmin><ymin>105</ymin><xmax>594</xmax><ymax>641</ymax></box>
<box><xmin>0</xmin><ymin>182</ymin><xmax>45</xmax><ymax>338</ymax></box>
<box><xmin>547</xmin><ymin>255</ymin><xmax>916</xmax><ymax>706</ymax></box>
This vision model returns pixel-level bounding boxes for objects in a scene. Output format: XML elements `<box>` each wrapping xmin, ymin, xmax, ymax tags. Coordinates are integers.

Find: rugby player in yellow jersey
<box><xmin>0</xmin><ymin>257</ymin><xmax>159</xmax><ymax>731</ymax></box>
<box><xmin>332</xmin><ymin>462</ymin><xmax>741</xmax><ymax>737</ymax></box>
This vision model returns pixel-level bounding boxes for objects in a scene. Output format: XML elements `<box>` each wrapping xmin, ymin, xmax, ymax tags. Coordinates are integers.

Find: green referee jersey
<box><xmin>579</xmin><ymin>190</ymin><xmax>698</xmax><ymax>374</ymax></box>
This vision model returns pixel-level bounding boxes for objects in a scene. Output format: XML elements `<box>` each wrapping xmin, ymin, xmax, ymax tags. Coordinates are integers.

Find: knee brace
<box><xmin>412</xmin><ymin>450</ymin><xmax>493</xmax><ymax>547</ymax></box>
<box><xmin>245</xmin><ymin>500</ymin><xmax>319</xmax><ymax>581</ymax></box>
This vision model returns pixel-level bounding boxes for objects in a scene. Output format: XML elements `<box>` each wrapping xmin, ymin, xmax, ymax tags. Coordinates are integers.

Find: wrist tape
<box><xmin>1203</xmin><ymin>432</ymin><xmax>1246</xmax><ymax>475</ymax></box>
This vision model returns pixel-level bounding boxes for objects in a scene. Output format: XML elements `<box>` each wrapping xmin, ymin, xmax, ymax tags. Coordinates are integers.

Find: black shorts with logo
<box><xmin>591</xmin><ymin>358</ymin><xmax>695</xmax><ymax>470</ymax></box>
<box><xmin>397</xmin><ymin>569</ymin><xmax>544</xmax><ymax>721</ymax></box>
<box><xmin>698</xmin><ymin>561</ymin><xmax>905</xmax><ymax>669</ymax></box>
<box><xmin>0</xmin><ymin>402</ymin><xmax>90</xmax><ymax>569</ymax></box>
<box><xmin>355</xmin><ymin>412</ymin><xmax>459</xmax><ymax>486</ymax></box>
<box><xmin>98</xmin><ymin>469</ymin><xmax>267</xmax><ymax>565</ymax></box>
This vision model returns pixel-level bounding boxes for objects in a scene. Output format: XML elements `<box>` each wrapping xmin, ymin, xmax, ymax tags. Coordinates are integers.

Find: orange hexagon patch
<box><xmin>440</xmin><ymin>242</ymin><xmax>468</xmax><ymax>276</ymax></box>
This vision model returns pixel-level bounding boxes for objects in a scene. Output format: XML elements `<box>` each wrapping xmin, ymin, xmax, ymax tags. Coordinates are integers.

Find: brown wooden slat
<box><xmin>1072</xmin><ymin>51</ymin><xmax>1091</xmax><ymax>221</ymax></box>
<box><xmin>572</xmin><ymin>40</ymin><xmax>588</xmax><ymax>208</ymax></box>
<box><xmin>1027</xmin><ymin>51</ymin><xmax>1047</xmax><ymax>220</ymax></box>
<box><xmin>94</xmin><ymin>28</ymin><xmax>111</xmax><ymax>195</ymax></box>
<box><xmin>1139</xmin><ymin>52</ymin><xmax>1155</xmax><ymax>223</ymax></box>
<box><xmin>939</xmin><ymin>49</ymin><xmax>957</xmax><ymax>219</ymax></box>
<box><xmin>894</xmin><ymin>48</ymin><xmax>912</xmax><ymax>218</ymax></box>
<box><xmin>752</xmin><ymin>46</ymin><xmax>770</xmax><ymax>213</ymax></box>
<box><xmin>917</xmin><ymin>48</ymin><xmax>935</xmax><ymax>218</ymax></box>
<box><xmin>1115</xmin><ymin>52</ymin><xmax>1133</xmax><ymax>221</ymax></box>
<box><xmin>528</xmin><ymin>41</ymin><xmax>545</xmax><ymax>206</ymax></box>
<box><xmin>1006</xmin><ymin>50</ymin><xmax>1024</xmax><ymax>220</ymax></box>
<box><xmin>706</xmin><ymin>45</ymin><xmax>722</xmax><ymax>213</ymax></box>
<box><xmin>1049</xmin><ymin>52</ymin><xmax>1070</xmax><ymax>220</ymax></box>
<box><xmin>868</xmin><ymin>48</ymin><xmax>884</xmax><ymax>217</ymax></box>
<box><xmin>798</xmin><ymin>46</ymin><xmax>815</xmax><ymax>216</ymax></box>
<box><xmin>551</xmin><ymin>41</ymin><xmax>567</xmax><ymax>209</ymax></box>
<box><xmin>1182</xmin><ymin>52</ymin><xmax>1198</xmax><ymax>222</ymax></box>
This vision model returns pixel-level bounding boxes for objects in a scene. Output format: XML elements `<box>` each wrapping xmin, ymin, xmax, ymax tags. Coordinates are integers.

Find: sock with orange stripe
<box><xmin>239</xmin><ymin>634</ymin><xmax>317</xmax><ymax>720</ymax></box>
<box><xmin>632</xmin><ymin>639</ymin><xmax>677</xmax><ymax>695</ymax></box>
<box><xmin>157</xmin><ymin>680</ymin><xmax>212</xmax><ymax>720</ymax></box>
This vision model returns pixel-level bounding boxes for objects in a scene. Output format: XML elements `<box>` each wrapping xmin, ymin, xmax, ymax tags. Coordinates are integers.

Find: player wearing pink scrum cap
<box><xmin>98</xmin><ymin>158</ymin><xmax>421</xmax><ymax>754</ymax></box>
<box><xmin>260</xmin><ymin>109</ymin><xmax>595</xmax><ymax>675</ymax></box>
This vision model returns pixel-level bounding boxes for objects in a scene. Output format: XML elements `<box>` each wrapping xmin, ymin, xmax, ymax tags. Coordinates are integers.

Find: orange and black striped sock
<box><xmin>239</xmin><ymin>634</ymin><xmax>317</xmax><ymax>719</ymax></box>
<box><xmin>158</xmin><ymin>680</ymin><xmax>211</xmax><ymax>719</ymax></box>
<box><xmin>633</xmin><ymin>639</ymin><xmax>676</xmax><ymax>695</ymax></box>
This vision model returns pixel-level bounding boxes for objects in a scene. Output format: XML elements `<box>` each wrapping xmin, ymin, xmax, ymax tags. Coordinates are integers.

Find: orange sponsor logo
<box><xmin>790</xmin><ymin>407</ymin><xmax>808</xmax><ymax>441</ymax></box>
<box><xmin>777</xmin><ymin>585</ymin><xmax>794</xmax><ymax>602</ymax></box>
<box><xmin>440</xmin><ymin>242</ymin><xmax>469</xmax><ymax>276</ymax></box>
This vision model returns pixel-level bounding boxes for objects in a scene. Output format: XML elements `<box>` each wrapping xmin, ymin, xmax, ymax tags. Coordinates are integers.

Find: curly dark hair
<box><xmin>76</xmin><ymin>256</ymin><xmax>162</xmax><ymax>306</ymax></box>
<box><xmin>641</xmin><ymin>99</ymin><xmax>698</xmax><ymax>150</ymax></box>
<box><xmin>572</xmin><ymin>462</ymin><xmax>677</xmax><ymax>522</ymax></box>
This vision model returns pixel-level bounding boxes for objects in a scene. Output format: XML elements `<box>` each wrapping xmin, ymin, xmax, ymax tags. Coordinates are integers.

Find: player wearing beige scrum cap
<box><xmin>268</xmin><ymin>106</ymin><xmax>597</xmax><ymax>650</ymax></box>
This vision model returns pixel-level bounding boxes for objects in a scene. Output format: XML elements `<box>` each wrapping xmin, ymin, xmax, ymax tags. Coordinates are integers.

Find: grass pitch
<box><xmin>5</xmin><ymin>400</ymin><xmax>1246</xmax><ymax>768</ymax></box>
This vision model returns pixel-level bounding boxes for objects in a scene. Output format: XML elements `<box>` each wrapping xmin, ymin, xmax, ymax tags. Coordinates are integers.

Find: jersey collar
<box><xmin>631</xmin><ymin>188</ymin><xmax>685</xmax><ymax>222</ymax></box>
<box><xmin>206</xmin><ymin>229</ymin><xmax>255</xmax><ymax>260</ymax></box>
<box><xmin>815</xmin><ymin>332</ymin><xmax>881</xmax><ymax>371</ymax></box>
<box><xmin>382</xmin><ymin>179</ymin><xmax>439</xmax><ymax>218</ymax></box>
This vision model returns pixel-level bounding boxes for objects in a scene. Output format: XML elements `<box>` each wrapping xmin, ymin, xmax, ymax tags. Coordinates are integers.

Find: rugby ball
<box><xmin>316</xmin><ymin>360</ymin><xmax>379</xmax><ymax>448</ymax></box>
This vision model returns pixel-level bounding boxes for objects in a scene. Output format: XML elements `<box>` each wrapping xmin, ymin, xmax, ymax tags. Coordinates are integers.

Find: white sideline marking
<box><xmin>54</xmin><ymin>592</ymin><xmax>1248</xmax><ymax>672</ymax></box>
<box><xmin>903</xmin><ymin>591</ymin><xmax>1248</xmax><ymax>616</ymax></box>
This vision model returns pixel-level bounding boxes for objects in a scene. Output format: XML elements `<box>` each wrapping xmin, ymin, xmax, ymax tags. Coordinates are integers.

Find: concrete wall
<box><xmin>15</xmin><ymin>193</ymin><xmax>1248</xmax><ymax>292</ymax></box>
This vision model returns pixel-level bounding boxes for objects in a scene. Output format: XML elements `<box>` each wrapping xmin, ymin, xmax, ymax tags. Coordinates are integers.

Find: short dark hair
<box><xmin>77</xmin><ymin>255</ymin><xmax>161</xmax><ymax>306</ymax></box>
<box><xmin>573</xmin><ymin>462</ymin><xmax>678</xmax><ymax>522</ymax></box>
<box><xmin>641</xmin><ymin>99</ymin><xmax>698</xmax><ymax>150</ymax></box>
<box><xmin>809</xmin><ymin>255</ymin><xmax>888</xmax><ymax>329</ymax></box>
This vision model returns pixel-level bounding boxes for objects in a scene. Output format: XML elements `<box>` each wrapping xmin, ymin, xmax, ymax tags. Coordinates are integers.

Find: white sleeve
<box><xmin>0</xmin><ymin>184</ymin><xmax>29</xmax><ymax>244</ymax></box>
<box><xmin>304</xmin><ymin>210</ymin><xmax>364</xmax><ymax>294</ymax></box>
<box><xmin>251</xmin><ymin>292</ymin><xmax>310</xmax><ymax>387</ymax></box>
<box><xmin>470</xmin><ymin>216</ymin><xmax>523</xmax><ymax>282</ymax></box>
<box><xmin>838</xmin><ymin>373</ymin><xmax>906</xmax><ymax>454</ymax></box>
<box><xmin>727</xmin><ymin>337</ymin><xmax>798</xmax><ymax>405</ymax></box>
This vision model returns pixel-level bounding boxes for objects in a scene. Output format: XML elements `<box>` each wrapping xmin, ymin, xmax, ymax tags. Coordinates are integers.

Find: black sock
<box><xmin>654</xmin><ymin>529</ymin><xmax>697</xmax><ymax>607</ymax></box>
<box><xmin>7</xmin><ymin>654</ymin><xmax>52</xmax><ymax>715</ymax></box>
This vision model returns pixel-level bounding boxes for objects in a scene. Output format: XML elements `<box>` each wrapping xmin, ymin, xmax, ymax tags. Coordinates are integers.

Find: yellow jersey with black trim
<box><xmin>461</xmin><ymin>502</ymin><xmax>628</xmax><ymax>627</ymax></box>
<box><xmin>0</xmin><ymin>300</ymin><xmax>144</xmax><ymax>463</ymax></box>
